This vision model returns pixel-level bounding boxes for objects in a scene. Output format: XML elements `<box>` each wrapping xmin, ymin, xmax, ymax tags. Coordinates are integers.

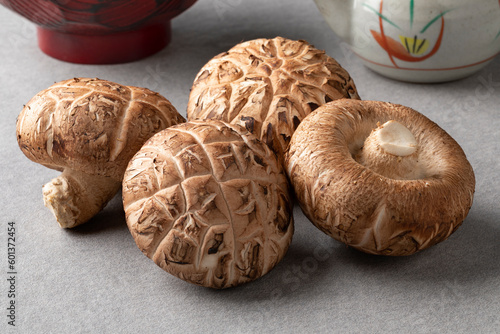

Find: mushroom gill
<box><xmin>285</xmin><ymin>99</ymin><xmax>475</xmax><ymax>256</ymax></box>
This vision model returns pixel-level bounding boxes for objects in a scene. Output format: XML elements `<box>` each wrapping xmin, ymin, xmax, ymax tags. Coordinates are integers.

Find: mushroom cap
<box><xmin>122</xmin><ymin>120</ymin><xmax>294</xmax><ymax>288</ymax></box>
<box><xmin>17</xmin><ymin>78</ymin><xmax>185</xmax><ymax>180</ymax></box>
<box><xmin>187</xmin><ymin>36</ymin><xmax>360</xmax><ymax>159</ymax></box>
<box><xmin>285</xmin><ymin>99</ymin><xmax>475</xmax><ymax>256</ymax></box>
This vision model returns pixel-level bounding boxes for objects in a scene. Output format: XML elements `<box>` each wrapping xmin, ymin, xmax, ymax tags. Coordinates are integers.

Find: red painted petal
<box><xmin>371</xmin><ymin>30</ymin><xmax>412</xmax><ymax>60</ymax></box>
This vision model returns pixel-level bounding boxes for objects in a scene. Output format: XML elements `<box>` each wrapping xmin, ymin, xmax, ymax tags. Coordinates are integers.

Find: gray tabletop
<box><xmin>1</xmin><ymin>1</ymin><xmax>499</xmax><ymax>333</ymax></box>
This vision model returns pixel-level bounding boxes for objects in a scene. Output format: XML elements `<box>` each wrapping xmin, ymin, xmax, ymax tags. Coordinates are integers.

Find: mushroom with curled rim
<box><xmin>16</xmin><ymin>78</ymin><xmax>185</xmax><ymax>228</ymax></box>
<box><xmin>122</xmin><ymin>120</ymin><xmax>293</xmax><ymax>288</ymax></box>
<box><xmin>187</xmin><ymin>36</ymin><xmax>360</xmax><ymax>161</ymax></box>
<box><xmin>285</xmin><ymin>99</ymin><xmax>475</xmax><ymax>256</ymax></box>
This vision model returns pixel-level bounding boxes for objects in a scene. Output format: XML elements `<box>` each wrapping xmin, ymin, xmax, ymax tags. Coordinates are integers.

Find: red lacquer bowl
<box><xmin>0</xmin><ymin>0</ymin><xmax>197</xmax><ymax>64</ymax></box>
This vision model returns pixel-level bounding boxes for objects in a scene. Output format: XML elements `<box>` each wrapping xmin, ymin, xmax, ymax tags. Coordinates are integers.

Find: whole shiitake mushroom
<box><xmin>123</xmin><ymin>120</ymin><xmax>293</xmax><ymax>288</ymax></box>
<box><xmin>285</xmin><ymin>99</ymin><xmax>475</xmax><ymax>256</ymax></box>
<box><xmin>187</xmin><ymin>36</ymin><xmax>360</xmax><ymax>160</ymax></box>
<box><xmin>17</xmin><ymin>78</ymin><xmax>185</xmax><ymax>228</ymax></box>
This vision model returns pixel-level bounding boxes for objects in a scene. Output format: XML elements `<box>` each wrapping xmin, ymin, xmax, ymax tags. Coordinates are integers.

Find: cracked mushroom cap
<box><xmin>123</xmin><ymin>120</ymin><xmax>293</xmax><ymax>288</ymax></box>
<box><xmin>17</xmin><ymin>78</ymin><xmax>185</xmax><ymax>228</ymax></box>
<box><xmin>17</xmin><ymin>77</ymin><xmax>185</xmax><ymax>180</ymax></box>
<box><xmin>187</xmin><ymin>36</ymin><xmax>360</xmax><ymax>160</ymax></box>
<box><xmin>285</xmin><ymin>100</ymin><xmax>475</xmax><ymax>256</ymax></box>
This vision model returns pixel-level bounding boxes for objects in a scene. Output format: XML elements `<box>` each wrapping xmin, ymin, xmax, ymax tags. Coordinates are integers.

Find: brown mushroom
<box><xmin>122</xmin><ymin>120</ymin><xmax>293</xmax><ymax>288</ymax></box>
<box><xmin>187</xmin><ymin>36</ymin><xmax>360</xmax><ymax>160</ymax></box>
<box><xmin>16</xmin><ymin>78</ymin><xmax>185</xmax><ymax>228</ymax></box>
<box><xmin>285</xmin><ymin>99</ymin><xmax>475</xmax><ymax>256</ymax></box>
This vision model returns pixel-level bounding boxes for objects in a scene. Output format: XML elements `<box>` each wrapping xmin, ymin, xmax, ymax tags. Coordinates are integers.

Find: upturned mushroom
<box><xmin>123</xmin><ymin>120</ymin><xmax>293</xmax><ymax>288</ymax></box>
<box><xmin>187</xmin><ymin>36</ymin><xmax>360</xmax><ymax>160</ymax></box>
<box><xmin>285</xmin><ymin>99</ymin><xmax>475</xmax><ymax>256</ymax></box>
<box><xmin>17</xmin><ymin>78</ymin><xmax>185</xmax><ymax>228</ymax></box>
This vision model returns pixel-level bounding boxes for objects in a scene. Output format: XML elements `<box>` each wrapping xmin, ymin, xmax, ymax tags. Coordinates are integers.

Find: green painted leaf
<box><xmin>420</xmin><ymin>10</ymin><xmax>452</xmax><ymax>34</ymax></box>
<box><xmin>363</xmin><ymin>3</ymin><xmax>401</xmax><ymax>30</ymax></box>
<box><xmin>410</xmin><ymin>0</ymin><xmax>415</xmax><ymax>28</ymax></box>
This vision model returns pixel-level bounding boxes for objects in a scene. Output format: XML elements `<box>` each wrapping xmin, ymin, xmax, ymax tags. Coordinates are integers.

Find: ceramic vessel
<box><xmin>0</xmin><ymin>0</ymin><xmax>197</xmax><ymax>64</ymax></box>
<box><xmin>314</xmin><ymin>0</ymin><xmax>500</xmax><ymax>82</ymax></box>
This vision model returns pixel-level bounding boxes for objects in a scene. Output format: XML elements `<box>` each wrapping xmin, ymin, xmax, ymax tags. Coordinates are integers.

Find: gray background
<box><xmin>1</xmin><ymin>0</ymin><xmax>499</xmax><ymax>333</ymax></box>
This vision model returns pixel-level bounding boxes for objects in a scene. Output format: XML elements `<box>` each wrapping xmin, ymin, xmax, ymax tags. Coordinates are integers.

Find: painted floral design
<box><xmin>365</xmin><ymin>0</ymin><xmax>450</xmax><ymax>67</ymax></box>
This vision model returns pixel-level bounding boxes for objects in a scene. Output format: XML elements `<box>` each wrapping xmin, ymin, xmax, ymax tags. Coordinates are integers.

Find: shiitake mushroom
<box><xmin>285</xmin><ymin>99</ymin><xmax>475</xmax><ymax>256</ymax></box>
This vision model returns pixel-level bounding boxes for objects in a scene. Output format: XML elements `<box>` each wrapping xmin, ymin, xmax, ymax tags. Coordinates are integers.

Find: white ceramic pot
<box><xmin>314</xmin><ymin>0</ymin><xmax>500</xmax><ymax>82</ymax></box>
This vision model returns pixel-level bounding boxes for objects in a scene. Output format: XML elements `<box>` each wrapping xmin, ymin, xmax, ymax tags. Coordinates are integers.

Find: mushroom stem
<box><xmin>356</xmin><ymin>120</ymin><xmax>424</xmax><ymax>180</ymax></box>
<box><xmin>42</xmin><ymin>168</ymin><xmax>121</xmax><ymax>228</ymax></box>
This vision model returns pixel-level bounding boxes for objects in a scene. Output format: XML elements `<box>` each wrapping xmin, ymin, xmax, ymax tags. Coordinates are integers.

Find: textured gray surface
<box><xmin>1</xmin><ymin>1</ymin><xmax>499</xmax><ymax>333</ymax></box>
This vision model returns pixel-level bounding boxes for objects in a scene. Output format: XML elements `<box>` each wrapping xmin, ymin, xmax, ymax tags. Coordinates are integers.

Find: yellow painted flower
<box><xmin>398</xmin><ymin>35</ymin><xmax>429</xmax><ymax>55</ymax></box>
